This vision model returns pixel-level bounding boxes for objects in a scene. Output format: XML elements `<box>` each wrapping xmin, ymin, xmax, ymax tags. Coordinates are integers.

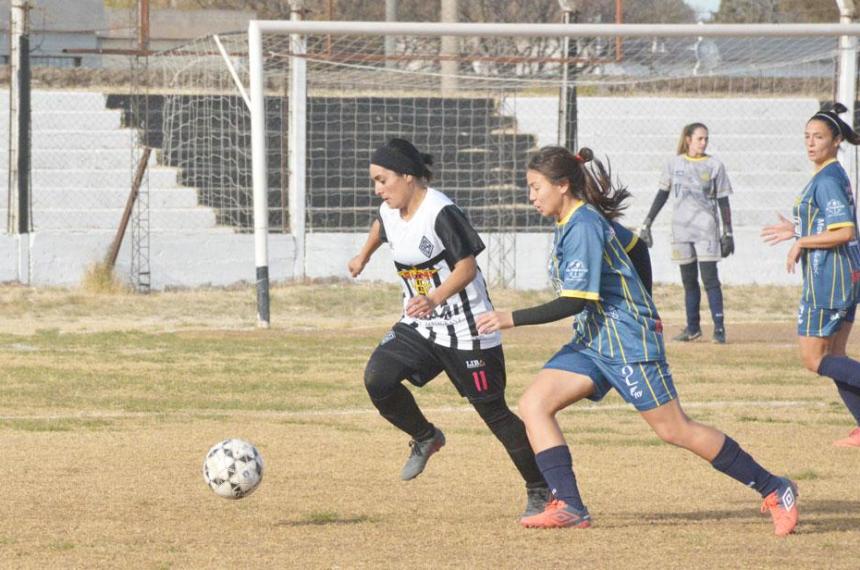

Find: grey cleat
<box><xmin>672</xmin><ymin>328</ymin><xmax>702</xmax><ymax>342</ymax></box>
<box><xmin>712</xmin><ymin>327</ymin><xmax>726</xmax><ymax>344</ymax></box>
<box><xmin>521</xmin><ymin>486</ymin><xmax>552</xmax><ymax>518</ymax></box>
<box><xmin>400</xmin><ymin>428</ymin><xmax>445</xmax><ymax>481</ymax></box>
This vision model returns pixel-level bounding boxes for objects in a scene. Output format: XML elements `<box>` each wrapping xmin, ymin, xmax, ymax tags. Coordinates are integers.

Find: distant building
<box><xmin>0</xmin><ymin>0</ymin><xmax>255</xmax><ymax>68</ymax></box>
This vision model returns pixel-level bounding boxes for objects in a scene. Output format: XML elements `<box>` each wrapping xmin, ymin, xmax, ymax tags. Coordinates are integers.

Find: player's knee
<box><xmin>651</xmin><ymin>420</ymin><xmax>689</xmax><ymax>447</ymax></box>
<box><xmin>363</xmin><ymin>358</ymin><xmax>398</xmax><ymax>400</ymax></box>
<box><xmin>700</xmin><ymin>262</ymin><xmax>721</xmax><ymax>291</ymax></box>
<box><xmin>801</xmin><ymin>352</ymin><xmax>823</xmax><ymax>374</ymax></box>
<box><xmin>473</xmin><ymin>398</ymin><xmax>512</xmax><ymax>426</ymax></box>
<box><xmin>679</xmin><ymin>263</ymin><xmax>699</xmax><ymax>289</ymax></box>
<box><xmin>517</xmin><ymin>390</ymin><xmax>546</xmax><ymax>424</ymax></box>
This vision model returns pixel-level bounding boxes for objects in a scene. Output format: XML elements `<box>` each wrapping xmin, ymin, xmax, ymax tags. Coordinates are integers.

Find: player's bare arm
<box><xmin>348</xmin><ymin>219</ymin><xmax>383</xmax><ymax>277</ymax></box>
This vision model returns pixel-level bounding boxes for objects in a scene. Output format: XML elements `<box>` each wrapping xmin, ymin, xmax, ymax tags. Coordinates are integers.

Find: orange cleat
<box><xmin>833</xmin><ymin>427</ymin><xmax>860</xmax><ymax>448</ymax></box>
<box><xmin>519</xmin><ymin>499</ymin><xmax>591</xmax><ymax>529</ymax></box>
<box><xmin>760</xmin><ymin>479</ymin><xmax>799</xmax><ymax>537</ymax></box>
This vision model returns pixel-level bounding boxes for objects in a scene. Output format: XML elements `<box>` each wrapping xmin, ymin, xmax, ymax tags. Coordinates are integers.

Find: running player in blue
<box><xmin>762</xmin><ymin>103</ymin><xmax>860</xmax><ymax>448</ymax></box>
<box><xmin>477</xmin><ymin>145</ymin><xmax>799</xmax><ymax>536</ymax></box>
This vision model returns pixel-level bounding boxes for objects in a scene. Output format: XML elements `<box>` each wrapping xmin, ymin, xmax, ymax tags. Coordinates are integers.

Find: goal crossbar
<box><xmin>250</xmin><ymin>21</ymin><xmax>860</xmax><ymax>38</ymax></box>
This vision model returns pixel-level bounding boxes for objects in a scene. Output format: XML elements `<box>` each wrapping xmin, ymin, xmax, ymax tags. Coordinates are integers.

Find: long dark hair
<box><xmin>677</xmin><ymin>122</ymin><xmax>708</xmax><ymax>155</ymax></box>
<box><xmin>527</xmin><ymin>146</ymin><xmax>630</xmax><ymax>220</ymax></box>
<box><xmin>809</xmin><ymin>103</ymin><xmax>860</xmax><ymax>145</ymax></box>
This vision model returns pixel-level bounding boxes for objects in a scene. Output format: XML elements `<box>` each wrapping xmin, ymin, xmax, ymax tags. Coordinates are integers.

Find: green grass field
<box><xmin>1</xmin><ymin>282</ymin><xmax>858</xmax><ymax>568</ymax></box>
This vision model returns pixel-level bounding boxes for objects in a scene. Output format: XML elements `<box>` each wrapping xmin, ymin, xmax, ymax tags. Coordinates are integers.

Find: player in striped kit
<box><xmin>639</xmin><ymin>123</ymin><xmax>734</xmax><ymax>343</ymax></box>
<box><xmin>348</xmin><ymin>138</ymin><xmax>550</xmax><ymax>518</ymax></box>
<box><xmin>762</xmin><ymin>103</ymin><xmax>860</xmax><ymax>448</ymax></box>
<box><xmin>477</xmin><ymin>146</ymin><xmax>798</xmax><ymax>536</ymax></box>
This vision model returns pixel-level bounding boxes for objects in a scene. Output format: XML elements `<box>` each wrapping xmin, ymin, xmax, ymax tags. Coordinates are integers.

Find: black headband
<box><xmin>370</xmin><ymin>142</ymin><xmax>426</xmax><ymax>177</ymax></box>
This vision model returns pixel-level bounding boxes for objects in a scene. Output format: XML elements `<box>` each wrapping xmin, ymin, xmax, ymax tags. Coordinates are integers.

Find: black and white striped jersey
<box><xmin>378</xmin><ymin>188</ymin><xmax>500</xmax><ymax>350</ymax></box>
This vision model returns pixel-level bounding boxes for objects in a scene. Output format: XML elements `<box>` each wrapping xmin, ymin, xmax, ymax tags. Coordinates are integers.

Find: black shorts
<box><xmin>372</xmin><ymin>323</ymin><xmax>507</xmax><ymax>403</ymax></box>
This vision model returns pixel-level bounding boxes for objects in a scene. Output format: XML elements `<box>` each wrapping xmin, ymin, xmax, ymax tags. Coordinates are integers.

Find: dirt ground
<box><xmin>1</xmin><ymin>284</ymin><xmax>858</xmax><ymax>569</ymax></box>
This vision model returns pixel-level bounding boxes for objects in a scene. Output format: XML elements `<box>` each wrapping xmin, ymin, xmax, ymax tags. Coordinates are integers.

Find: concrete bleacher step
<box><xmin>32</xmin><ymin>207</ymin><xmax>217</xmax><ymax>231</ymax></box>
<box><xmin>18</xmin><ymin>168</ymin><xmax>181</xmax><ymax>189</ymax></box>
<box><xmin>0</xmin><ymin>131</ymin><xmax>138</xmax><ymax>152</ymax></box>
<box><xmin>32</xmin><ymin>188</ymin><xmax>200</xmax><ymax>210</ymax></box>
<box><xmin>0</xmin><ymin>148</ymin><xmax>157</xmax><ymax>170</ymax></box>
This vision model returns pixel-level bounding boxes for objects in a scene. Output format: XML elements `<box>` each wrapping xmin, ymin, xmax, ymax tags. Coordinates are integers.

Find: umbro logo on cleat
<box><xmin>781</xmin><ymin>487</ymin><xmax>796</xmax><ymax>511</ymax></box>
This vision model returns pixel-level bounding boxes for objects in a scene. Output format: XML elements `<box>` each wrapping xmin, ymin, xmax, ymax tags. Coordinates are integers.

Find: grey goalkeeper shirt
<box><xmin>658</xmin><ymin>154</ymin><xmax>733</xmax><ymax>243</ymax></box>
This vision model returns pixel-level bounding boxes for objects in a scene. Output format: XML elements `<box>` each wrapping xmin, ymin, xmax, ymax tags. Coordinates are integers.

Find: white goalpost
<box><xmin>241</xmin><ymin>20</ymin><xmax>860</xmax><ymax>327</ymax></box>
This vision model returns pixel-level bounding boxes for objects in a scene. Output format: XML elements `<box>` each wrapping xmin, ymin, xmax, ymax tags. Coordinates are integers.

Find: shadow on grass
<box><xmin>616</xmin><ymin>500</ymin><xmax>860</xmax><ymax>534</ymax></box>
<box><xmin>275</xmin><ymin>513</ymin><xmax>372</xmax><ymax>527</ymax></box>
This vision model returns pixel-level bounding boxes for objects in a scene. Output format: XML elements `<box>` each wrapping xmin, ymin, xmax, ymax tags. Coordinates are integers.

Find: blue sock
<box><xmin>705</xmin><ymin>287</ymin><xmax>725</xmax><ymax>330</ymax></box>
<box><xmin>534</xmin><ymin>445</ymin><xmax>586</xmax><ymax>512</ymax></box>
<box><xmin>684</xmin><ymin>286</ymin><xmax>701</xmax><ymax>331</ymax></box>
<box><xmin>834</xmin><ymin>380</ymin><xmax>860</xmax><ymax>424</ymax></box>
<box><xmin>818</xmin><ymin>355</ymin><xmax>860</xmax><ymax>390</ymax></box>
<box><xmin>711</xmin><ymin>436</ymin><xmax>780</xmax><ymax>497</ymax></box>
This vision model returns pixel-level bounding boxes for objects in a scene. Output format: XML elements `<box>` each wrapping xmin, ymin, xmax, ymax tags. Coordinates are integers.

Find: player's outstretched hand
<box><xmin>406</xmin><ymin>295</ymin><xmax>437</xmax><ymax>319</ymax></box>
<box><xmin>347</xmin><ymin>254</ymin><xmax>368</xmax><ymax>278</ymax></box>
<box><xmin>761</xmin><ymin>213</ymin><xmax>795</xmax><ymax>246</ymax></box>
<box><xmin>639</xmin><ymin>226</ymin><xmax>653</xmax><ymax>248</ymax></box>
<box><xmin>786</xmin><ymin>240</ymin><xmax>802</xmax><ymax>273</ymax></box>
<box><xmin>720</xmin><ymin>233</ymin><xmax>734</xmax><ymax>257</ymax></box>
<box><xmin>476</xmin><ymin>311</ymin><xmax>514</xmax><ymax>334</ymax></box>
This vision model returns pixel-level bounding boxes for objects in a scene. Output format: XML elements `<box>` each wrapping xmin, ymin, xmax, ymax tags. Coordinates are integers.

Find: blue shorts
<box><xmin>544</xmin><ymin>342</ymin><xmax>677</xmax><ymax>412</ymax></box>
<box><xmin>797</xmin><ymin>303</ymin><xmax>857</xmax><ymax>337</ymax></box>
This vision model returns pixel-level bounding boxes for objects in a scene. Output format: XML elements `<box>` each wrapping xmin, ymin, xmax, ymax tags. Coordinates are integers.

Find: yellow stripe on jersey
<box><xmin>640</xmin><ymin>326</ymin><xmax>649</xmax><ymax>361</ymax></box>
<box><xmin>831</xmin><ymin>251</ymin><xmax>838</xmax><ymax>307</ymax></box>
<box><xmin>838</xmin><ymin>250</ymin><xmax>846</xmax><ymax>302</ymax></box>
<box><xmin>624</xmin><ymin>235</ymin><xmax>639</xmax><ymax>253</ymax></box>
<box><xmin>654</xmin><ymin>364</ymin><xmax>674</xmax><ymax>401</ymax></box>
<box><xmin>827</xmin><ymin>222</ymin><xmax>855</xmax><ymax>230</ymax></box>
<box><xmin>607</xmin><ymin>316</ymin><xmax>627</xmax><ymax>362</ymax></box>
<box><xmin>560</xmin><ymin>290</ymin><xmax>600</xmax><ymax>300</ymax></box>
<box><xmin>806</xmin><ymin>305</ymin><xmax>812</xmax><ymax>336</ymax></box>
<box><xmin>638</xmin><ymin>363</ymin><xmax>659</xmax><ymax>404</ymax></box>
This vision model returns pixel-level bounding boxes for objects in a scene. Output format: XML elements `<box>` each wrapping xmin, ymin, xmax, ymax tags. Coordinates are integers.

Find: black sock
<box><xmin>711</xmin><ymin>436</ymin><xmax>780</xmax><ymax>497</ymax></box>
<box><xmin>370</xmin><ymin>385</ymin><xmax>435</xmax><ymax>441</ymax></box>
<box><xmin>473</xmin><ymin>399</ymin><xmax>545</xmax><ymax>488</ymax></box>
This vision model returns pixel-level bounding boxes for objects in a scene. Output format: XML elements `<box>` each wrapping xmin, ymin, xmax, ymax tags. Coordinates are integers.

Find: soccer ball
<box><xmin>202</xmin><ymin>438</ymin><xmax>264</xmax><ymax>499</ymax></box>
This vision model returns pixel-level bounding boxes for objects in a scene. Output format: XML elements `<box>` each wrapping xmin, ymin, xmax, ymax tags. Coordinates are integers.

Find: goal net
<box><xmin>148</xmin><ymin>22</ymin><xmax>856</xmax><ymax>324</ymax></box>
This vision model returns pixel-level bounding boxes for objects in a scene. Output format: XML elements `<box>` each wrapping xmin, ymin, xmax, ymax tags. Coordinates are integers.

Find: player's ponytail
<box><xmin>810</xmin><ymin>103</ymin><xmax>860</xmax><ymax>146</ymax></box>
<box><xmin>527</xmin><ymin>145</ymin><xmax>630</xmax><ymax>220</ymax></box>
<box><xmin>370</xmin><ymin>138</ymin><xmax>434</xmax><ymax>181</ymax></box>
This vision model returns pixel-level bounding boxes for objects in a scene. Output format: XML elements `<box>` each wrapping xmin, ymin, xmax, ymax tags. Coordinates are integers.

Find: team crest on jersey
<box><xmin>398</xmin><ymin>268</ymin><xmax>438</xmax><ymax>296</ymax></box>
<box><xmin>419</xmin><ymin>236</ymin><xmax>434</xmax><ymax>258</ymax></box>
<box><xmin>826</xmin><ymin>199</ymin><xmax>846</xmax><ymax>217</ymax></box>
<box><xmin>564</xmin><ymin>260</ymin><xmax>587</xmax><ymax>281</ymax></box>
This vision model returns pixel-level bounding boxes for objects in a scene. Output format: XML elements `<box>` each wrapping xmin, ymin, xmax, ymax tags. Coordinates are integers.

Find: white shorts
<box><xmin>671</xmin><ymin>240</ymin><xmax>721</xmax><ymax>264</ymax></box>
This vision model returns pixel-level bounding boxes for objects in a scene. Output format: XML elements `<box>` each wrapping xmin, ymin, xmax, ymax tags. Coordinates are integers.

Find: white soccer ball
<box><xmin>202</xmin><ymin>438</ymin><xmax>264</xmax><ymax>500</ymax></box>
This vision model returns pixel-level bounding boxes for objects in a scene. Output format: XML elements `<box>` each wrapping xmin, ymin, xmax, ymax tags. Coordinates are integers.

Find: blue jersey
<box><xmin>610</xmin><ymin>220</ymin><xmax>639</xmax><ymax>254</ymax></box>
<box><xmin>793</xmin><ymin>160</ymin><xmax>860</xmax><ymax>309</ymax></box>
<box><xmin>550</xmin><ymin>203</ymin><xmax>665</xmax><ymax>363</ymax></box>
